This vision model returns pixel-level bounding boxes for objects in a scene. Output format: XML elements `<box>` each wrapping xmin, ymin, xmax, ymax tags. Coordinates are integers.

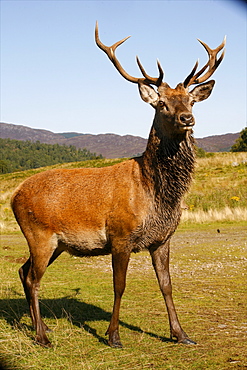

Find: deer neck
<box><xmin>141</xmin><ymin>122</ymin><xmax>195</xmax><ymax>206</ymax></box>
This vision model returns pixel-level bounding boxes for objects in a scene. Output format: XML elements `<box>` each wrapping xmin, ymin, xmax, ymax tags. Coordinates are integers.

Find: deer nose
<box><xmin>179</xmin><ymin>113</ymin><xmax>194</xmax><ymax>126</ymax></box>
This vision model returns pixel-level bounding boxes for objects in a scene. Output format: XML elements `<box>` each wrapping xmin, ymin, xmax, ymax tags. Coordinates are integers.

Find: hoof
<box><xmin>108</xmin><ymin>340</ymin><xmax>123</xmax><ymax>348</ymax></box>
<box><xmin>35</xmin><ymin>340</ymin><xmax>52</xmax><ymax>348</ymax></box>
<box><xmin>35</xmin><ymin>336</ymin><xmax>52</xmax><ymax>348</ymax></box>
<box><xmin>179</xmin><ymin>337</ymin><xmax>197</xmax><ymax>345</ymax></box>
<box><xmin>107</xmin><ymin>329</ymin><xmax>123</xmax><ymax>348</ymax></box>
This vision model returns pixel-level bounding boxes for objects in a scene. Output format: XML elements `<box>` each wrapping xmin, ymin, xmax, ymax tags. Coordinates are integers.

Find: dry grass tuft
<box><xmin>181</xmin><ymin>206</ymin><xmax>247</xmax><ymax>223</ymax></box>
<box><xmin>195</xmin><ymin>151</ymin><xmax>247</xmax><ymax>168</ymax></box>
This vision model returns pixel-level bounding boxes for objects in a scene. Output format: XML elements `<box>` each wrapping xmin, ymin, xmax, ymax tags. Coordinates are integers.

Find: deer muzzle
<box><xmin>178</xmin><ymin>113</ymin><xmax>195</xmax><ymax>130</ymax></box>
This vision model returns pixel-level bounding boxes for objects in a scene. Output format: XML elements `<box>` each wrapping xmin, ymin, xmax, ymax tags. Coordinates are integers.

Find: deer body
<box><xmin>11</xmin><ymin>24</ymin><xmax>225</xmax><ymax>348</ymax></box>
<box><xmin>13</xmin><ymin>160</ymin><xmax>149</xmax><ymax>256</ymax></box>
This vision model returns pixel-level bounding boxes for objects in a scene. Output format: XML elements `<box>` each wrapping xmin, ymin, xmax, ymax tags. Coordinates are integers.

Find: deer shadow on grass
<box><xmin>0</xmin><ymin>289</ymin><xmax>172</xmax><ymax>346</ymax></box>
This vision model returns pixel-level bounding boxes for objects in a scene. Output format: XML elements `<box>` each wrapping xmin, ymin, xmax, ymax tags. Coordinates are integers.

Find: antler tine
<box><xmin>95</xmin><ymin>21</ymin><xmax>138</xmax><ymax>83</ymax></box>
<box><xmin>95</xmin><ymin>21</ymin><xmax>163</xmax><ymax>86</ymax></box>
<box><xmin>183</xmin><ymin>60</ymin><xmax>199</xmax><ymax>89</ymax></box>
<box><xmin>95</xmin><ymin>21</ymin><xmax>131</xmax><ymax>61</ymax></box>
<box><xmin>184</xmin><ymin>36</ymin><xmax>226</xmax><ymax>88</ymax></box>
<box><xmin>136</xmin><ymin>57</ymin><xmax>164</xmax><ymax>86</ymax></box>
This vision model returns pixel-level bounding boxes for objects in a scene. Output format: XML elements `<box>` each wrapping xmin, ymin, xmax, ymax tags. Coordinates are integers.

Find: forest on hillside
<box><xmin>0</xmin><ymin>138</ymin><xmax>103</xmax><ymax>173</ymax></box>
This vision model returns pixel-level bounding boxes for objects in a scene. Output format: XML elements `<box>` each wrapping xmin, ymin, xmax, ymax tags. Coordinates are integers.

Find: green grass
<box><xmin>1</xmin><ymin>224</ymin><xmax>247</xmax><ymax>369</ymax></box>
<box><xmin>185</xmin><ymin>152</ymin><xmax>247</xmax><ymax>211</ymax></box>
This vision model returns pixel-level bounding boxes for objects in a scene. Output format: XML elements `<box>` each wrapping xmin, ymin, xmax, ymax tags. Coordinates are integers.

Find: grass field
<box><xmin>183</xmin><ymin>152</ymin><xmax>247</xmax><ymax>222</ymax></box>
<box><xmin>0</xmin><ymin>224</ymin><xmax>246</xmax><ymax>369</ymax></box>
<box><xmin>0</xmin><ymin>152</ymin><xmax>247</xmax><ymax>369</ymax></box>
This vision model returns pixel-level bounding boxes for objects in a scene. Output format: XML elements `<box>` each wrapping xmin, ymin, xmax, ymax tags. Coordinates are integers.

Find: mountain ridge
<box><xmin>0</xmin><ymin>122</ymin><xmax>240</xmax><ymax>158</ymax></box>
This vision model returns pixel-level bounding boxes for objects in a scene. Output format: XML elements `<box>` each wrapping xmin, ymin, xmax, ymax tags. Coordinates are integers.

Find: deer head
<box><xmin>95</xmin><ymin>22</ymin><xmax>225</xmax><ymax>139</ymax></box>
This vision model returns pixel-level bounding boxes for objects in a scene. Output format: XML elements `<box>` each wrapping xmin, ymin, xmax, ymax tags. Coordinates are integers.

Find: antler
<box><xmin>95</xmin><ymin>21</ymin><xmax>163</xmax><ymax>86</ymax></box>
<box><xmin>184</xmin><ymin>36</ymin><xmax>226</xmax><ymax>88</ymax></box>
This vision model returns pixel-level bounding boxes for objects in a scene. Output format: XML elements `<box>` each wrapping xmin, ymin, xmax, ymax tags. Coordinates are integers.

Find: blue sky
<box><xmin>1</xmin><ymin>0</ymin><xmax>246</xmax><ymax>139</ymax></box>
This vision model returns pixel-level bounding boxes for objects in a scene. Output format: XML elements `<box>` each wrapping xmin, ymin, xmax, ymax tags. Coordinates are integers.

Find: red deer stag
<box><xmin>11</xmin><ymin>22</ymin><xmax>225</xmax><ymax>348</ymax></box>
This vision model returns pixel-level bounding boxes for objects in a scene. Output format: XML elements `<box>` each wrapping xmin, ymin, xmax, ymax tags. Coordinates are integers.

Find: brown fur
<box><xmin>11</xmin><ymin>46</ymin><xmax>218</xmax><ymax>348</ymax></box>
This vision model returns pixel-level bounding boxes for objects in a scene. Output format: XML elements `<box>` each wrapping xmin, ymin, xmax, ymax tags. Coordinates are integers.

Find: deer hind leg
<box><xmin>150</xmin><ymin>240</ymin><xmax>196</xmax><ymax>345</ymax></box>
<box><xmin>19</xmin><ymin>231</ymin><xmax>59</xmax><ymax>347</ymax></box>
<box><xmin>106</xmin><ymin>250</ymin><xmax>130</xmax><ymax>348</ymax></box>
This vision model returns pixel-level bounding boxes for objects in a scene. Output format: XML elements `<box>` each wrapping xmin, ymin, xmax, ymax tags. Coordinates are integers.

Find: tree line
<box><xmin>0</xmin><ymin>138</ymin><xmax>103</xmax><ymax>173</ymax></box>
<box><xmin>231</xmin><ymin>128</ymin><xmax>247</xmax><ymax>152</ymax></box>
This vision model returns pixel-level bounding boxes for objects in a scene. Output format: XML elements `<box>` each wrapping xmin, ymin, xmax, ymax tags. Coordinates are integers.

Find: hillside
<box><xmin>0</xmin><ymin>138</ymin><xmax>102</xmax><ymax>173</ymax></box>
<box><xmin>0</xmin><ymin>122</ymin><xmax>240</xmax><ymax>158</ymax></box>
<box><xmin>196</xmin><ymin>133</ymin><xmax>240</xmax><ymax>152</ymax></box>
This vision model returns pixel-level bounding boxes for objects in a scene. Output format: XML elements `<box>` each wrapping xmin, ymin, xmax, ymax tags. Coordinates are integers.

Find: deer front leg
<box><xmin>19</xmin><ymin>258</ymin><xmax>51</xmax><ymax>347</ymax></box>
<box><xmin>106</xmin><ymin>250</ymin><xmax>130</xmax><ymax>348</ymax></box>
<box><xmin>150</xmin><ymin>241</ymin><xmax>196</xmax><ymax>344</ymax></box>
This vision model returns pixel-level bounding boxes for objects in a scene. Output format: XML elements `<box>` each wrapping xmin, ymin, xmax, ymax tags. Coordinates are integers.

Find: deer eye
<box><xmin>159</xmin><ymin>101</ymin><xmax>169</xmax><ymax>110</ymax></box>
<box><xmin>190</xmin><ymin>100</ymin><xmax>195</xmax><ymax>106</ymax></box>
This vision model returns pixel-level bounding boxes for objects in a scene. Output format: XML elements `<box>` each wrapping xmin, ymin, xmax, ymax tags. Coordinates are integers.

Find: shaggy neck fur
<box><xmin>142</xmin><ymin>124</ymin><xmax>195</xmax><ymax>212</ymax></box>
<box><xmin>130</xmin><ymin>124</ymin><xmax>195</xmax><ymax>251</ymax></box>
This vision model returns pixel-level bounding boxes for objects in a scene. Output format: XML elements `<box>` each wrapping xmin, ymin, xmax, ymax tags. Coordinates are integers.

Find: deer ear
<box><xmin>138</xmin><ymin>83</ymin><xmax>159</xmax><ymax>107</ymax></box>
<box><xmin>190</xmin><ymin>80</ymin><xmax>215</xmax><ymax>102</ymax></box>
